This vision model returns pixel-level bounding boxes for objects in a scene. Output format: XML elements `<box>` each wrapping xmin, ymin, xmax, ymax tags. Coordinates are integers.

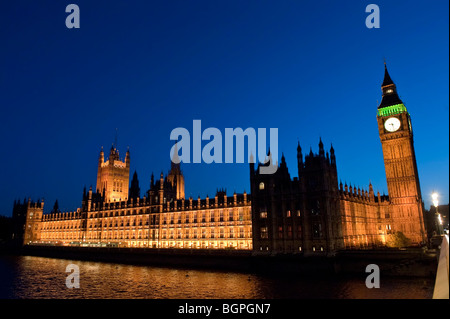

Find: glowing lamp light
<box><xmin>431</xmin><ymin>192</ymin><xmax>439</xmax><ymax>208</ymax></box>
<box><xmin>438</xmin><ymin>214</ymin><xmax>443</xmax><ymax>226</ymax></box>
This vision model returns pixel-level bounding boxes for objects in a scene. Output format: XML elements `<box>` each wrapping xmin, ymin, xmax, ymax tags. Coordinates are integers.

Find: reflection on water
<box><xmin>0</xmin><ymin>255</ymin><xmax>434</xmax><ymax>299</ymax></box>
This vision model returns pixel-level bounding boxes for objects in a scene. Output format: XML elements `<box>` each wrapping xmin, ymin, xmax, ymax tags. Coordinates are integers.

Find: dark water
<box><xmin>0</xmin><ymin>255</ymin><xmax>434</xmax><ymax>299</ymax></box>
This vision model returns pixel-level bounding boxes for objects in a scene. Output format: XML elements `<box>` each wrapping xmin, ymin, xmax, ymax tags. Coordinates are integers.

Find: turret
<box><xmin>297</xmin><ymin>141</ymin><xmax>303</xmax><ymax>165</ymax></box>
<box><xmin>223</xmin><ymin>189</ymin><xmax>227</xmax><ymax>207</ymax></box>
<box><xmin>369</xmin><ymin>182</ymin><xmax>375</xmax><ymax>201</ymax></box>
<box><xmin>280</xmin><ymin>153</ymin><xmax>287</xmax><ymax>169</ymax></box>
<box><xmin>158</xmin><ymin>172</ymin><xmax>164</xmax><ymax>211</ymax></box>
<box><xmin>330</xmin><ymin>144</ymin><xmax>336</xmax><ymax>166</ymax></box>
<box><xmin>88</xmin><ymin>186</ymin><xmax>92</xmax><ymax>211</ymax></box>
<box><xmin>318</xmin><ymin>137</ymin><xmax>324</xmax><ymax>157</ymax></box>
<box><xmin>51</xmin><ymin>200</ymin><xmax>60</xmax><ymax>214</ymax></box>
<box><xmin>109</xmin><ymin>144</ymin><xmax>116</xmax><ymax>161</ymax></box>
<box><xmin>125</xmin><ymin>147</ymin><xmax>130</xmax><ymax>168</ymax></box>
<box><xmin>98</xmin><ymin>146</ymin><xmax>104</xmax><ymax>167</ymax></box>
<box><xmin>129</xmin><ymin>170</ymin><xmax>140</xmax><ymax>200</ymax></box>
<box><xmin>167</xmin><ymin>144</ymin><xmax>185</xmax><ymax>200</ymax></box>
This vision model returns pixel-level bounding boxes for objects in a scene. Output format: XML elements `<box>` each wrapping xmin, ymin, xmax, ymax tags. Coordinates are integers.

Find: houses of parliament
<box><xmin>13</xmin><ymin>65</ymin><xmax>427</xmax><ymax>254</ymax></box>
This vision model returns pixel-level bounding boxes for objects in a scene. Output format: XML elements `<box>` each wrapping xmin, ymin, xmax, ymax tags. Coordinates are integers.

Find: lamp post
<box><xmin>431</xmin><ymin>192</ymin><xmax>443</xmax><ymax>235</ymax></box>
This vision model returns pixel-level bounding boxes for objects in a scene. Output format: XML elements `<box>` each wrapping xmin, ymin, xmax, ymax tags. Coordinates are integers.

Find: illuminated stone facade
<box><xmin>17</xmin><ymin>187</ymin><xmax>252</xmax><ymax>249</ymax></box>
<box><xmin>15</xmin><ymin>65</ymin><xmax>426</xmax><ymax>253</ymax></box>
<box><xmin>250</xmin><ymin>144</ymin><xmax>396</xmax><ymax>254</ymax></box>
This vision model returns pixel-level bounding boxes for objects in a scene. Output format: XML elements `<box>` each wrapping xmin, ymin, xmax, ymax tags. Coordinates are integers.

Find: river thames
<box><xmin>0</xmin><ymin>255</ymin><xmax>434</xmax><ymax>299</ymax></box>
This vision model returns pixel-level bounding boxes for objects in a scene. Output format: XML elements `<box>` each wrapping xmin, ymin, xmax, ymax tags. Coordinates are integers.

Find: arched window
<box><xmin>259</xmin><ymin>182</ymin><xmax>265</xmax><ymax>190</ymax></box>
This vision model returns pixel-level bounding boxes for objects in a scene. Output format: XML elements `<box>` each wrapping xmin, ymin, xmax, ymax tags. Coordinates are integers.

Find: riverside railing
<box><xmin>433</xmin><ymin>234</ymin><xmax>449</xmax><ymax>299</ymax></box>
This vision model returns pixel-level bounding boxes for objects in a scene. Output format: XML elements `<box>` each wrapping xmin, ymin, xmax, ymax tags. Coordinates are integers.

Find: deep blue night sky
<box><xmin>0</xmin><ymin>0</ymin><xmax>448</xmax><ymax>216</ymax></box>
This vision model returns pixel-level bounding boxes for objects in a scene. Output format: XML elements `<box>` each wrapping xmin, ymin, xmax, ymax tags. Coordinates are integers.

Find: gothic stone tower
<box><xmin>250</xmin><ymin>143</ymin><xmax>342</xmax><ymax>255</ymax></box>
<box><xmin>22</xmin><ymin>199</ymin><xmax>44</xmax><ymax>245</ymax></box>
<box><xmin>376</xmin><ymin>64</ymin><xmax>426</xmax><ymax>245</ymax></box>
<box><xmin>296</xmin><ymin>140</ymin><xmax>342</xmax><ymax>253</ymax></box>
<box><xmin>96</xmin><ymin>145</ymin><xmax>130</xmax><ymax>202</ymax></box>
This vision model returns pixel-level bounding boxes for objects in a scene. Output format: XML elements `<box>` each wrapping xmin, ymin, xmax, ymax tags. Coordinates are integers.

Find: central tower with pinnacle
<box><xmin>167</xmin><ymin>142</ymin><xmax>185</xmax><ymax>200</ymax></box>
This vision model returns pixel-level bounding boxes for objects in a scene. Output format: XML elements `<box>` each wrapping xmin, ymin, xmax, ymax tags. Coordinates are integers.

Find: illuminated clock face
<box><xmin>384</xmin><ymin>117</ymin><xmax>401</xmax><ymax>132</ymax></box>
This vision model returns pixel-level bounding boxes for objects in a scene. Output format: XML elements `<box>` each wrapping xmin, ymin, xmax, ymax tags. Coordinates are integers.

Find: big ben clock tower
<box><xmin>376</xmin><ymin>63</ymin><xmax>426</xmax><ymax>245</ymax></box>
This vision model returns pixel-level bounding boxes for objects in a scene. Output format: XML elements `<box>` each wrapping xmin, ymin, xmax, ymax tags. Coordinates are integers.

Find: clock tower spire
<box><xmin>376</xmin><ymin>63</ymin><xmax>426</xmax><ymax>245</ymax></box>
<box><xmin>379</xmin><ymin>62</ymin><xmax>404</xmax><ymax>109</ymax></box>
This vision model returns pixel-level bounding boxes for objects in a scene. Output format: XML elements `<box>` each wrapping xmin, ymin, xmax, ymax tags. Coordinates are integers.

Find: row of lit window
<box><xmin>260</xmin><ymin>226</ymin><xmax>302</xmax><ymax>239</ymax></box>
<box><xmin>42</xmin><ymin>227</ymin><xmax>251</xmax><ymax>238</ymax></box>
<box><xmin>86</xmin><ymin>208</ymin><xmax>248</xmax><ymax>219</ymax></box>
<box><xmin>52</xmin><ymin>232</ymin><xmax>251</xmax><ymax>241</ymax></box>
<box><xmin>42</xmin><ymin>224</ymin><xmax>83</xmax><ymax>230</ymax></box>
<box><xmin>161</xmin><ymin>213</ymin><xmax>247</xmax><ymax>224</ymax></box>
<box><xmin>43</xmin><ymin>209</ymin><xmax>250</xmax><ymax>228</ymax></box>
<box><xmin>259</xmin><ymin>210</ymin><xmax>302</xmax><ymax>219</ymax></box>
<box><xmin>259</xmin><ymin>223</ymin><xmax>323</xmax><ymax>239</ymax></box>
<box><xmin>41</xmin><ymin>218</ymin><xmax>252</xmax><ymax>230</ymax></box>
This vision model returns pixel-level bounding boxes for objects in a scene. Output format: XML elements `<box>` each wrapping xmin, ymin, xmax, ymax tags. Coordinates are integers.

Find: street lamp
<box><xmin>432</xmin><ymin>192</ymin><xmax>439</xmax><ymax>208</ymax></box>
<box><xmin>431</xmin><ymin>192</ymin><xmax>443</xmax><ymax>235</ymax></box>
